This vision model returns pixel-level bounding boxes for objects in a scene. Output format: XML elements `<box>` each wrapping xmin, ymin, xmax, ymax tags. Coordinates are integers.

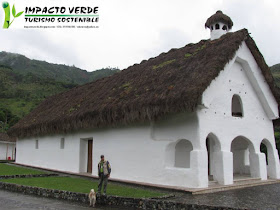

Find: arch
<box><xmin>206</xmin><ymin>133</ymin><xmax>222</xmax><ymax>181</ymax></box>
<box><xmin>206</xmin><ymin>133</ymin><xmax>221</xmax><ymax>151</ymax></box>
<box><xmin>231</xmin><ymin>136</ymin><xmax>255</xmax><ymax>153</ymax></box>
<box><xmin>260</xmin><ymin>142</ymin><xmax>268</xmax><ymax>165</ymax></box>
<box><xmin>215</xmin><ymin>23</ymin><xmax>220</xmax><ymax>30</ymax></box>
<box><xmin>222</xmin><ymin>25</ymin><xmax>227</xmax><ymax>31</ymax></box>
<box><xmin>232</xmin><ymin>94</ymin><xmax>243</xmax><ymax>117</ymax></box>
<box><xmin>174</xmin><ymin>139</ymin><xmax>193</xmax><ymax>168</ymax></box>
<box><xmin>231</xmin><ymin>136</ymin><xmax>255</xmax><ymax>177</ymax></box>
<box><xmin>260</xmin><ymin>139</ymin><xmax>275</xmax><ymax>178</ymax></box>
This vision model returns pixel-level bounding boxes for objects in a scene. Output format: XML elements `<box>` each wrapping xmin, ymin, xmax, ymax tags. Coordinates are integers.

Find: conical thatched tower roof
<box><xmin>8</xmin><ymin>29</ymin><xmax>279</xmax><ymax>138</ymax></box>
<box><xmin>205</xmin><ymin>10</ymin><xmax>233</xmax><ymax>29</ymax></box>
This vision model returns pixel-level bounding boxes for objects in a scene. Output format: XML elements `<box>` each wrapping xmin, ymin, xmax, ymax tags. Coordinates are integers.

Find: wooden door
<box><xmin>87</xmin><ymin>140</ymin><xmax>93</xmax><ymax>173</ymax></box>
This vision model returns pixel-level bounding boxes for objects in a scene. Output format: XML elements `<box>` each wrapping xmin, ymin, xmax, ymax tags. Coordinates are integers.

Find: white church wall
<box><xmin>79</xmin><ymin>138</ymin><xmax>89</xmax><ymax>173</ymax></box>
<box><xmin>0</xmin><ymin>142</ymin><xmax>8</xmax><ymax>160</ymax></box>
<box><xmin>90</xmin><ymin>114</ymin><xmax>206</xmax><ymax>188</ymax></box>
<box><xmin>16</xmin><ymin>111</ymin><xmax>208</xmax><ymax>188</ymax></box>
<box><xmin>16</xmin><ymin>135</ymin><xmax>81</xmax><ymax>172</ymax></box>
<box><xmin>151</xmin><ymin>111</ymin><xmax>207</xmax><ymax>187</ymax></box>
<box><xmin>197</xmin><ymin>41</ymin><xmax>280</xmax><ymax>184</ymax></box>
<box><xmin>0</xmin><ymin>142</ymin><xmax>15</xmax><ymax>160</ymax></box>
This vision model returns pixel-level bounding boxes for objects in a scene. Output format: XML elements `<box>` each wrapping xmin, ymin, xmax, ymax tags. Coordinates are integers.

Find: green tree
<box><xmin>0</xmin><ymin>108</ymin><xmax>19</xmax><ymax>132</ymax></box>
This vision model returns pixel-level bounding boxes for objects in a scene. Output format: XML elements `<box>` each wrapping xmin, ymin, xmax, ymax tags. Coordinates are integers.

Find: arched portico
<box><xmin>206</xmin><ymin>133</ymin><xmax>221</xmax><ymax>180</ymax></box>
<box><xmin>261</xmin><ymin>139</ymin><xmax>280</xmax><ymax>179</ymax></box>
<box><xmin>231</xmin><ymin>136</ymin><xmax>266</xmax><ymax>180</ymax></box>
<box><xmin>231</xmin><ymin>136</ymin><xmax>253</xmax><ymax>176</ymax></box>
<box><xmin>206</xmin><ymin>133</ymin><xmax>232</xmax><ymax>185</ymax></box>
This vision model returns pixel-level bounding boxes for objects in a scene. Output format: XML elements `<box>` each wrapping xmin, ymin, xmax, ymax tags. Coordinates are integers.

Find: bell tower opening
<box><xmin>205</xmin><ymin>10</ymin><xmax>233</xmax><ymax>40</ymax></box>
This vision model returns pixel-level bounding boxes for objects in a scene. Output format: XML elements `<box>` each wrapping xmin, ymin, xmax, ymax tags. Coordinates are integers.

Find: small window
<box><xmin>222</xmin><ymin>25</ymin><xmax>227</xmax><ymax>30</ymax></box>
<box><xmin>175</xmin><ymin>139</ymin><xmax>193</xmax><ymax>168</ymax></box>
<box><xmin>60</xmin><ymin>138</ymin><xmax>65</xmax><ymax>149</ymax></box>
<box><xmin>35</xmin><ymin>140</ymin><xmax>39</xmax><ymax>149</ymax></box>
<box><xmin>232</xmin><ymin>95</ymin><xmax>243</xmax><ymax>117</ymax></box>
<box><xmin>215</xmin><ymin>23</ymin><xmax>220</xmax><ymax>30</ymax></box>
<box><xmin>211</xmin><ymin>25</ymin><xmax>214</xmax><ymax>30</ymax></box>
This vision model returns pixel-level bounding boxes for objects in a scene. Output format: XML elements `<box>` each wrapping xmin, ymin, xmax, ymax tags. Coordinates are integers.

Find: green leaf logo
<box><xmin>2</xmin><ymin>1</ymin><xmax>24</xmax><ymax>29</ymax></box>
<box><xmin>15</xmin><ymin>11</ymin><xmax>23</xmax><ymax>17</ymax></box>
<box><xmin>12</xmin><ymin>4</ymin><xmax>15</xmax><ymax>17</ymax></box>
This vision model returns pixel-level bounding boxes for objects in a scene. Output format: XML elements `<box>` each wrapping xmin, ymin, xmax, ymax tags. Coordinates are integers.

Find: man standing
<box><xmin>97</xmin><ymin>155</ymin><xmax>111</xmax><ymax>196</ymax></box>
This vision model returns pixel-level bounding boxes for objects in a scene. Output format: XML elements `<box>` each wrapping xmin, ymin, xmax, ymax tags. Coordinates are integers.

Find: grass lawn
<box><xmin>0</xmin><ymin>163</ymin><xmax>47</xmax><ymax>176</ymax></box>
<box><xmin>1</xmin><ymin>176</ymin><xmax>166</xmax><ymax>198</ymax></box>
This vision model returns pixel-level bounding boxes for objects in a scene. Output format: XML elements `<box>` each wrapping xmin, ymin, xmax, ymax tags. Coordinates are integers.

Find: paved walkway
<box><xmin>0</xmin><ymin>189</ymin><xmax>132</xmax><ymax>210</ymax></box>
<box><xmin>169</xmin><ymin>183</ymin><xmax>280</xmax><ymax>210</ymax></box>
<box><xmin>1</xmin><ymin>183</ymin><xmax>280</xmax><ymax>209</ymax></box>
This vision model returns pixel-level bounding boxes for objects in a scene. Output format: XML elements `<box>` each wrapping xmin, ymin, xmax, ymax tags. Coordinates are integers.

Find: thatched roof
<box><xmin>8</xmin><ymin>29</ymin><xmax>279</xmax><ymax>138</ymax></box>
<box><xmin>0</xmin><ymin>132</ymin><xmax>16</xmax><ymax>142</ymax></box>
<box><xmin>205</xmin><ymin>10</ymin><xmax>233</xmax><ymax>29</ymax></box>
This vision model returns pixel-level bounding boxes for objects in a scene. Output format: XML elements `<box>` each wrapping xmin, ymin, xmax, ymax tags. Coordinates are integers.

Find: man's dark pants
<box><xmin>98</xmin><ymin>173</ymin><xmax>108</xmax><ymax>194</ymax></box>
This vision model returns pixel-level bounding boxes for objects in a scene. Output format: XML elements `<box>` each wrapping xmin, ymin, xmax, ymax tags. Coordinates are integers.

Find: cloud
<box><xmin>0</xmin><ymin>0</ymin><xmax>279</xmax><ymax>71</ymax></box>
<box><xmin>140</xmin><ymin>28</ymin><xmax>191</xmax><ymax>64</ymax></box>
<box><xmin>0</xmin><ymin>29</ymin><xmax>83</xmax><ymax>68</ymax></box>
<box><xmin>222</xmin><ymin>0</ymin><xmax>280</xmax><ymax>66</ymax></box>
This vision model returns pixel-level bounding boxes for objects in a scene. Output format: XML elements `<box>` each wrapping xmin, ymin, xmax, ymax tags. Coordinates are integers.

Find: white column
<box><xmin>249</xmin><ymin>152</ymin><xmax>267</xmax><ymax>180</ymax></box>
<box><xmin>267</xmin><ymin>149</ymin><xmax>280</xmax><ymax>179</ymax></box>
<box><xmin>213</xmin><ymin>151</ymin><xmax>233</xmax><ymax>185</ymax></box>
<box><xmin>191</xmin><ymin>150</ymin><xmax>208</xmax><ymax>188</ymax></box>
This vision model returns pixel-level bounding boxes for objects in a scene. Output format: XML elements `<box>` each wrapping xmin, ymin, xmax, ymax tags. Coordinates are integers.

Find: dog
<box><xmin>88</xmin><ymin>189</ymin><xmax>97</xmax><ymax>207</ymax></box>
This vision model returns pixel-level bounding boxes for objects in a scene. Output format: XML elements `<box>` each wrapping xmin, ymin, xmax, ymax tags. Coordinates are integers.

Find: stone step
<box><xmin>208</xmin><ymin>177</ymin><xmax>260</xmax><ymax>186</ymax></box>
<box><xmin>233</xmin><ymin>177</ymin><xmax>261</xmax><ymax>185</ymax></box>
<box><xmin>208</xmin><ymin>180</ymin><xmax>218</xmax><ymax>186</ymax></box>
<box><xmin>191</xmin><ymin>179</ymin><xmax>280</xmax><ymax>195</ymax></box>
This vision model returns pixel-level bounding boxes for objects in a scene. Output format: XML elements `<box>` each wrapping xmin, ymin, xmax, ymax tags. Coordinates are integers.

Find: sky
<box><xmin>0</xmin><ymin>0</ymin><xmax>280</xmax><ymax>72</ymax></box>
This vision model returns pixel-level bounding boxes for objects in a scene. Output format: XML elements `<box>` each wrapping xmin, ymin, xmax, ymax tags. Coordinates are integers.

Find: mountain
<box><xmin>0</xmin><ymin>64</ymin><xmax>77</xmax><ymax>121</ymax></box>
<box><xmin>271</xmin><ymin>64</ymin><xmax>280</xmax><ymax>88</ymax></box>
<box><xmin>0</xmin><ymin>51</ymin><xmax>119</xmax><ymax>85</ymax></box>
<box><xmin>0</xmin><ymin>52</ymin><xmax>120</xmax><ymax>132</ymax></box>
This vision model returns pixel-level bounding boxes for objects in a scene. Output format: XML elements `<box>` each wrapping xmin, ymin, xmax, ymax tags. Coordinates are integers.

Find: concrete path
<box><xmin>169</xmin><ymin>183</ymin><xmax>280</xmax><ymax>210</ymax></box>
<box><xmin>0</xmin><ymin>189</ymin><xmax>132</xmax><ymax>210</ymax></box>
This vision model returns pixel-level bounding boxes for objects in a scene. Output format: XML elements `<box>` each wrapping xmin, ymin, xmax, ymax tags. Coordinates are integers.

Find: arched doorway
<box><xmin>260</xmin><ymin>142</ymin><xmax>268</xmax><ymax>165</ymax></box>
<box><xmin>260</xmin><ymin>139</ymin><xmax>276</xmax><ymax>178</ymax></box>
<box><xmin>231</xmin><ymin>136</ymin><xmax>255</xmax><ymax>178</ymax></box>
<box><xmin>206</xmin><ymin>133</ymin><xmax>221</xmax><ymax>182</ymax></box>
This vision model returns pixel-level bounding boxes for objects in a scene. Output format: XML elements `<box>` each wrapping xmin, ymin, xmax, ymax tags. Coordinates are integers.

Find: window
<box><xmin>215</xmin><ymin>23</ymin><xmax>220</xmax><ymax>30</ymax></box>
<box><xmin>222</xmin><ymin>25</ymin><xmax>227</xmax><ymax>31</ymax></box>
<box><xmin>60</xmin><ymin>138</ymin><xmax>65</xmax><ymax>149</ymax></box>
<box><xmin>35</xmin><ymin>140</ymin><xmax>39</xmax><ymax>149</ymax></box>
<box><xmin>175</xmin><ymin>139</ymin><xmax>193</xmax><ymax>168</ymax></box>
<box><xmin>211</xmin><ymin>25</ymin><xmax>214</xmax><ymax>30</ymax></box>
<box><xmin>232</xmin><ymin>95</ymin><xmax>243</xmax><ymax>117</ymax></box>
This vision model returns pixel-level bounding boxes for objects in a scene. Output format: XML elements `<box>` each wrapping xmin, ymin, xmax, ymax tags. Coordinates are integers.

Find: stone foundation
<box><xmin>0</xmin><ymin>181</ymin><xmax>238</xmax><ymax>209</ymax></box>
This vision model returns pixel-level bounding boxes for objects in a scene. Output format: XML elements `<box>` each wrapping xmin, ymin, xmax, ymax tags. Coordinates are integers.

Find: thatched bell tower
<box><xmin>205</xmin><ymin>10</ymin><xmax>233</xmax><ymax>40</ymax></box>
